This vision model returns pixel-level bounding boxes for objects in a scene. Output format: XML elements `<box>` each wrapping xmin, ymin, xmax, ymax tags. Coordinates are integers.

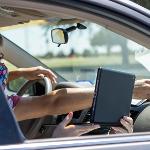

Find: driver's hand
<box><xmin>19</xmin><ymin>66</ymin><xmax>57</xmax><ymax>83</ymax></box>
<box><xmin>109</xmin><ymin>116</ymin><xmax>133</xmax><ymax>134</ymax></box>
<box><xmin>52</xmin><ymin>112</ymin><xmax>100</xmax><ymax>138</ymax></box>
<box><xmin>133</xmin><ymin>79</ymin><xmax>150</xmax><ymax>99</ymax></box>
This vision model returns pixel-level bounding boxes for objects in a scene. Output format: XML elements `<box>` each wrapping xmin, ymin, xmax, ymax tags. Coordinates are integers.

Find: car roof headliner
<box><xmin>0</xmin><ymin>0</ymin><xmax>149</xmax><ymax>49</ymax></box>
<box><xmin>0</xmin><ymin>6</ymin><xmax>81</xmax><ymax>29</ymax></box>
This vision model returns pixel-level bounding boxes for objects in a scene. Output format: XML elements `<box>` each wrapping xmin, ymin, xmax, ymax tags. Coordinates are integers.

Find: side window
<box><xmin>5</xmin><ymin>60</ymin><xmax>33</xmax><ymax>95</ymax></box>
<box><xmin>38</xmin><ymin>23</ymin><xmax>150</xmax><ymax>83</ymax></box>
<box><xmin>2</xmin><ymin>22</ymin><xmax>149</xmax><ymax>84</ymax></box>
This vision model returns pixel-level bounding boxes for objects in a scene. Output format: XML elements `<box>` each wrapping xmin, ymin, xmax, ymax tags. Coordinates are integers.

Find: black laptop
<box><xmin>91</xmin><ymin>68</ymin><xmax>135</xmax><ymax>126</ymax></box>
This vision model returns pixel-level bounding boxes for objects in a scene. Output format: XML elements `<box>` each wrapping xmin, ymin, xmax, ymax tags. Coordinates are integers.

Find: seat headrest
<box><xmin>134</xmin><ymin>104</ymin><xmax>150</xmax><ymax>132</ymax></box>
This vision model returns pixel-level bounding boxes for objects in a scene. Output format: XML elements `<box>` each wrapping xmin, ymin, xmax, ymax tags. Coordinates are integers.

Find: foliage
<box><xmin>132</xmin><ymin>0</ymin><xmax>150</xmax><ymax>9</ymax></box>
<box><xmin>90</xmin><ymin>29</ymin><xmax>129</xmax><ymax>65</ymax></box>
<box><xmin>39</xmin><ymin>54</ymin><xmax>136</xmax><ymax>68</ymax></box>
<box><xmin>82</xmin><ymin>49</ymin><xmax>93</xmax><ymax>57</ymax></box>
<box><xmin>38</xmin><ymin>52</ymin><xmax>54</xmax><ymax>59</ymax></box>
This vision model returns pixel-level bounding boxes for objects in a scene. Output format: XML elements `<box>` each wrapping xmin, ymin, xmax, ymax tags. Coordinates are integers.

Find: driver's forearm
<box><xmin>14</xmin><ymin>88</ymin><xmax>94</xmax><ymax>121</ymax></box>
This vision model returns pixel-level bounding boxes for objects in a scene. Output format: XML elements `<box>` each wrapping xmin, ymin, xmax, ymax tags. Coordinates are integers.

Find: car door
<box><xmin>0</xmin><ymin>0</ymin><xmax>150</xmax><ymax>149</ymax></box>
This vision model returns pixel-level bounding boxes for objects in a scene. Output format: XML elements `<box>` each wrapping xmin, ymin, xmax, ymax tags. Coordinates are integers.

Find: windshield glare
<box><xmin>1</xmin><ymin>22</ymin><xmax>150</xmax><ymax>84</ymax></box>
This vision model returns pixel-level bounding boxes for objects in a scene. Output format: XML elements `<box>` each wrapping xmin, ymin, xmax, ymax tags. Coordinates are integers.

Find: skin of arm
<box><xmin>133</xmin><ymin>79</ymin><xmax>150</xmax><ymax>99</ymax></box>
<box><xmin>14</xmin><ymin>87</ymin><xmax>94</xmax><ymax>121</ymax></box>
<box><xmin>8</xmin><ymin>66</ymin><xmax>57</xmax><ymax>83</ymax></box>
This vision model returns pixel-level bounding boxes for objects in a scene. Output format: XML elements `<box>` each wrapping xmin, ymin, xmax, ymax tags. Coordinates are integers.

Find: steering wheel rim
<box><xmin>17</xmin><ymin>77</ymin><xmax>53</xmax><ymax>139</ymax></box>
<box><xmin>17</xmin><ymin>77</ymin><xmax>52</xmax><ymax>96</ymax></box>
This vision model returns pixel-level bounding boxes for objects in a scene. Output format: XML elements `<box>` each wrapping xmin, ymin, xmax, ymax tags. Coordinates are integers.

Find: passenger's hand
<box><xmin>110</xmin><ymin>116</ymin><xmax>133</xmax><ymax>134</ymax></box>
<box><xmin>133</xmin><ymin>79</ymin><xmax>150</xmax><ymax>99</ymax></box>
<box><xmin>52</xmin><ymin>112</ymin><xmax>100</xmax><ymax>138</ymax></box>
<box><xmin>19</xmin><ymin>66</ymin><xmax>57</xmax><ymax>83</ymax></box>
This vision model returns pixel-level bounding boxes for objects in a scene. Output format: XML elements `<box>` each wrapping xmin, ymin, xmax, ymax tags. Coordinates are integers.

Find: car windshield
<box><xmin>1</xmin><ymin>22</ymin><xmax>150</xmax><ymax>85</ymax></box>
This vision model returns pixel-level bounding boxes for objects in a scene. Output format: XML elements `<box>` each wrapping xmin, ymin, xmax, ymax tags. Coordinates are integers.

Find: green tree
<box><xmin>40</xmin><ymin>52</ymin><xmax>54</xmax><ymax>59</ymax></box>
<box><xmin>57</xmin><ymin>51</ymin><xmax>65</xmax><ymax>58</ymax></box>
<box><xmin>68</xmin><ymin>48</ymin><xmax>77</xmax><ymax>57</ymax></box>
<box><xmin>132</xmin><ymin>0</ymin><xmax>150</xmax><ymax>9</ymax></box>
<box><xmin>82</xmin><ymin>49</ymin><xmax>92</xmax><ymax>57</ymax></box>
<box><xmin>91</xmin><ymin>29</ymin><xmax>129</xmax><ymax>65</ymax></box>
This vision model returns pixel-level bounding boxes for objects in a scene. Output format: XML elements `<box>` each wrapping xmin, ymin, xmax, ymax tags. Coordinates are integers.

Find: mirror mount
<box><xmin>66</xmin><ymin>26</ymin><xmax>76</xmax><ymax>33</ymax></box>
<box><xmin>66</xmin><ymin>23</ymin><xmax>87</xmax><ymax>33</ymax></box>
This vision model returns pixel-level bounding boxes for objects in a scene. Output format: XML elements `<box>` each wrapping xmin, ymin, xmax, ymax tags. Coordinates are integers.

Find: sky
<box><xmin>1</xmin><ymin>23</ymin><xmax>146</xmax><ymax>57</ymax></box>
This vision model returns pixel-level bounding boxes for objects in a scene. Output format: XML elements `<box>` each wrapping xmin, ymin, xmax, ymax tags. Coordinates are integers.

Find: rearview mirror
<box><xmin>51</xmin><ymin>28</ymin><xmax>68</xmax><ymax>45</ymax></box>
<box><xmin>51</xmin><ymin>23</ymin><xmax>87</xmax><ymax>46</ymax></box>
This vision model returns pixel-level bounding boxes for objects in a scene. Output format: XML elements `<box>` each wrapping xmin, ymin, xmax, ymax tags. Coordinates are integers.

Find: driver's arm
<box><xmin>14</xmin><ymin>87</ymin><xmax>94</xmax><ymax>121</ymax></box>
<box><xmin>133</xmin><ymin>79</ymin><xmax>150</xmax><ymax>99</ymax></box>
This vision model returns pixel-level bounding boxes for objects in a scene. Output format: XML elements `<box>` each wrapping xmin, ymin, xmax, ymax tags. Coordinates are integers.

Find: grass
<box><xmin>5</xmin><ymin>54</ymin><xmax>136</xmax><ymax>70</ymax></box>
<box><xmin>39</xmin><ymin>54</ymin><xmax>136</xmax><ymax>68</ymax></box>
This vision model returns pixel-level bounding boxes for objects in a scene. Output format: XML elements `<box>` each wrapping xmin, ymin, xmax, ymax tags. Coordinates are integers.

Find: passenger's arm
<box><xmin>14</xmin><ymin>88</ymin><xmax>94</xmax><ymax>121</ymax></box>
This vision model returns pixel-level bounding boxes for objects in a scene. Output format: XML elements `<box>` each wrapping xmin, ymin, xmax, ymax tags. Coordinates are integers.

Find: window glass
<box><xmin>5</xmin><ymin>60</ymin><xmax>33</xmax><ymax>94</ymax></box>
<box><xmin>2</xmin><ymin>22</ymin><xmax>149</xmax><ymax>85</ymax></box>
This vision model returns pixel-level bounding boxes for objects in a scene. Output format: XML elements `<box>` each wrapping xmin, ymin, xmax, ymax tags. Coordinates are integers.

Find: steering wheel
<box><xmin>17</xmin><ymin>77</ymin><xmax>53</xmax><ymax>139</ymax></box>
<box><xmin>17</xmin><ymin>77</ymin><xmax>52</xmax><ymax>96</ymax></box>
